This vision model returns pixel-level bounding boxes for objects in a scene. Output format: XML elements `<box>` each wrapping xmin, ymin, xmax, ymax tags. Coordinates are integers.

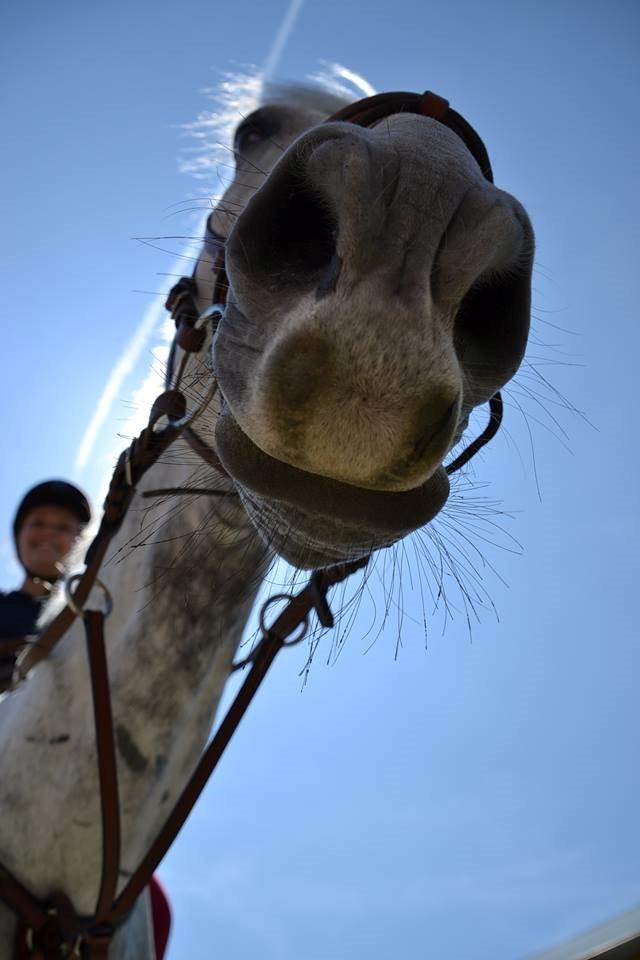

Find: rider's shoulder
<box><xmin>0</xmin><ymin>589</ymin><xmax>37</xmax><ymax>606</ymax></box>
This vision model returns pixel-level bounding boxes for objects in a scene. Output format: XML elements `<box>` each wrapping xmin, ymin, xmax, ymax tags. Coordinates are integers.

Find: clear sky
<box><xmin>1</xmin><ymin>1</ymin><xmax>639</xmax><ymax>958</ymax></box>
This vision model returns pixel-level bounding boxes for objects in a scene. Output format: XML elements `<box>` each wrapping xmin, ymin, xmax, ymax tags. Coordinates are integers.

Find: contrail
<box><xmin>73</xmin><ymin>282</ymin><xmax>169</xmax><ymax>471</ymax></box>
<box><xmin>73</xmin><ymin>2</ymin><xmax>303</xmax><ymax>474</ymax></box>
<box><xmin>263</xmin><ymin>0</ymin><xmax>304</xmax><ymax>81</ymax></box>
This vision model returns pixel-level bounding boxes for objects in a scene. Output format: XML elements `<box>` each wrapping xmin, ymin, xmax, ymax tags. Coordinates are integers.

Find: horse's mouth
<box><xmin>214</xmin><ymin>404</ymin><xmax>450</xmax><ymax>569</ymax></box>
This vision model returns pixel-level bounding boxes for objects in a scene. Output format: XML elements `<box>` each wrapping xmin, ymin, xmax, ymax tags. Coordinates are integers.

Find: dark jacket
<box><xmin>0</xmin><ymin>590</ymin><xmax>44</xmax><ymax>692</ymax></box>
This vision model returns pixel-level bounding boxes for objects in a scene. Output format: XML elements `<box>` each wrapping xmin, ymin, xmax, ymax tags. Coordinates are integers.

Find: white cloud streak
<box><xmin>73</xmin><ymin>289</ymin><xmax>167</xmax><ymax>471</ymax></box>
<box><xmin>262</xmin><ymin>0</ymin><xmax>305</xmax><ymax>82</ymax></box>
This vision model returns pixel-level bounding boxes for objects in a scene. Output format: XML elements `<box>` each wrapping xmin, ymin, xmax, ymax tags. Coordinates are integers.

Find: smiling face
<box><xmin>17</xmin><ymin>505</ymin><xmax>81</xmax><ymax>580</ymax></box>
<box><xmin>194</xmin><ymin>85</ymin><xmax>534</xmax><ymax>569</ymax></box>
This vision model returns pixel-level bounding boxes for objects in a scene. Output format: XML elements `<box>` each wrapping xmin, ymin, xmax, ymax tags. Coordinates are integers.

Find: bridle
<box><xmin>0</xmin><ymin>89</ymin><xmax>504</xmax><ymax>958</ymax></box>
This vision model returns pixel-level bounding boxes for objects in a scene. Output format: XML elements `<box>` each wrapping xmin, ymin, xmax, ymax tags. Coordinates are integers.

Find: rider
<box><xmin>0</xmin><ymin>479</ymin><xmax>91</xmax><ymax>692</ymax></box>
<box><xmin>0</xmin><ymin>479</ymin><xmax>172</xmax><ymax>958</ymax></box>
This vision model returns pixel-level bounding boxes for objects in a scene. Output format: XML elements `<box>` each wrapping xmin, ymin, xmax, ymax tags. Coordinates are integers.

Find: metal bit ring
<box><xmin>259</xmin><ymin>593</ymin><xmax>309</xmax><ymax>646</ymax></box>
<box><xmin>65</xmin><ymin>574</ymin><xmax>114</xmax><ymax>618</ymax></box>
<box><xmin>154</xmin><ymin>303</ymin><xmax>225</xmax><ymax>434</ymax></box>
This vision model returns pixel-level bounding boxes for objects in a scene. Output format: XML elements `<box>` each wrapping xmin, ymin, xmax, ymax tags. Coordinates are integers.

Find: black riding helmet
<box><xmin>13</xmin><ymin>480</ymin><xmax>91</xmax><ymax>574</ymax></box>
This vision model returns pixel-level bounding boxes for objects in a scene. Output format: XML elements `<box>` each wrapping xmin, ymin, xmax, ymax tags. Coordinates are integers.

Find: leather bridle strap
<box><xmin>163</xmin><ymin>229</ymin><xmax>231</xmax><ymax>480</ymax></box>
<box><xmin>327</xmin><ymin>89</ymin><xmax>494</xmax><ymax>183</ymax></box>
<box><xmin>445</xmin><ymin>394</ymin><xmax>503</xmax><ymax>475</ymax></box>
<box><xmin>0</xmin><ymin>867</ymin><xmax>52</xmax><ymax>943</ymax></box>
<box><xmin>84</xmin><ymin>611</ymin><xmax>120</xmax><ymax>924</ymax></box>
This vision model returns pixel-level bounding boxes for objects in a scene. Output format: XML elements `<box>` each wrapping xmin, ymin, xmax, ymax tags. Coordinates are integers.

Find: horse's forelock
<box><xmin>259</xmin><ymin>81</ymin><xmax>350</xmax><ymax>118</ymax></box>
<box><xmin>180</xmin><ymin>64</ymin><xmax>376</xmax><ymax>187</ymax></box>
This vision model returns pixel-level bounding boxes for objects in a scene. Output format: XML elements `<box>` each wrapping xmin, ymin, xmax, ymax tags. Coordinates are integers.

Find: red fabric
<box><xmin>149</xmin><ymin>875</ymin><xmax>171</xmax><ymax>959</ymax></box>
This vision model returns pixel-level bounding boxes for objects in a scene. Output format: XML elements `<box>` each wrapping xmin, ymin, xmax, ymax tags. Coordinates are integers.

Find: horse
<box><xmin>0</xmin><ymin>74</ymin><xmax>533</xmax><ymax>957</ymax></box>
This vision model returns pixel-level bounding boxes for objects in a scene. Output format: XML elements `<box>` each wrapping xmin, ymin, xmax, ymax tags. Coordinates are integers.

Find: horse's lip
<box><xmin>214</xmin><ymin>407</ymin><xmax>450</xmax><ymax>534</ymax></box>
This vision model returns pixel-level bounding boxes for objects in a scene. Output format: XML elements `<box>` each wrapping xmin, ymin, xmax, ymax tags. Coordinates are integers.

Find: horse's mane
<box><xmin>180</xmin><ymin>63</ymin><xmax>376</xmax><ymax>190</ymax></box>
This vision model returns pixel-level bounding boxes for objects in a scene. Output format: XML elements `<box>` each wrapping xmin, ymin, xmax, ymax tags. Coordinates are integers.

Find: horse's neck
<box><xmin>0</xmin><ymin>439</ymin><xmax>268</xmax><ymax>919</ymax></box>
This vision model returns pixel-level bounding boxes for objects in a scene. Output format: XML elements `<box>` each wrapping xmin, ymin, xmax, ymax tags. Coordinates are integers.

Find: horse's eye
<box><xmin>234</xmin><ymin>109</ymin><xmax>278</xmax><ymax>154</ymax></box>
<box><xmin>235</xmin><ymin>125</ymin><xmax>263</xmax><ymax>151</ymax></box>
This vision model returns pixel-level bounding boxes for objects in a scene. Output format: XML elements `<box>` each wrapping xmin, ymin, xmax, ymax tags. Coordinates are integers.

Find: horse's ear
<box><xmin>454</xmin><ymin>253</ymin><xmax>534</xmax><ymax>405</ymax></box>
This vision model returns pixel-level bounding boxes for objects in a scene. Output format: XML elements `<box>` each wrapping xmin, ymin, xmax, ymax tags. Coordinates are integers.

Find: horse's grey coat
<box><xmin>0</xmin><ymin>79</ymin><xmax>533</xmax><ymax>957</ymax></box>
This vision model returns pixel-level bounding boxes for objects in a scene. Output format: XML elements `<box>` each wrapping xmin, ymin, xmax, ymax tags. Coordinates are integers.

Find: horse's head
<box><xmin>195</xmin><ymin>83</ymin><xmax>534</xmax><ymax>569</ymax></box>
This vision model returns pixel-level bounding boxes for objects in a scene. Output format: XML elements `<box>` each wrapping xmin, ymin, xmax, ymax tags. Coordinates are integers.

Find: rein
<box><xmin>0</xmin><ymin>87</ymin><xmax>503</xmax><ymax>959</ymax></box>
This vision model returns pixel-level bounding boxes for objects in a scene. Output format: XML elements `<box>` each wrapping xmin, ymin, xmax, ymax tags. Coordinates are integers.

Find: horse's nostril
<box><xmin>281</xmin><ymin>181</ymin><xmax>336</xmax><ymax>272</ymax></box>
<box><xmin>414</xmin><ymin>397</ymin><xmax>459</xmax><ymax>460</ymax></box>
<box><xmin>229</xmin><ymin>171</ymin><xmax>337</xmax><ymax>282</ymax></box>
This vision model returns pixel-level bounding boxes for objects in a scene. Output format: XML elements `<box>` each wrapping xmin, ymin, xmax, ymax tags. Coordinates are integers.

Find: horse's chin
<box><xmin>214</xmin><ymin>405</ymin><xmax>450</xmax><ymax>570</ymax></box>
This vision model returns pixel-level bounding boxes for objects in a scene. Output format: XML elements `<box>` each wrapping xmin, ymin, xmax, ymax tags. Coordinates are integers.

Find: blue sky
<box><xmin>1</xmin><ymin>1</ymin><xmax>639</xmax><ymax>957</ymax></box>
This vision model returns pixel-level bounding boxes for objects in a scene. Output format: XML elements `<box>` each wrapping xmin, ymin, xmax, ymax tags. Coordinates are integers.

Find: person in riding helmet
<box><xmin>0</xmin><ymin>480</ymin><xmax>91</xmax><ymax>691</ymax></box>
<box><xmin>0</xmin><ymin>480</ymin><xmax>173</xmax><ymax>957</ymax></box>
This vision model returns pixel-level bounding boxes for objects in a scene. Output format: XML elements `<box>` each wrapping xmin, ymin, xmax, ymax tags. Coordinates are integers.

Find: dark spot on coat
<box><xmin>116</xmin><ymin>724</ymin><xmax>148</xmax><ymax>774</ymax></box>
<box><xmin>49</xmin><ymin>734</ymin><xmax>70</xmax><ymax>745</ymax></box>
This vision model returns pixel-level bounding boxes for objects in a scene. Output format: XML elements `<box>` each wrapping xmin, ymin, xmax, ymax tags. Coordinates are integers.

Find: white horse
<box><xmin>0</xmin><ymin>75</ymin><xmax>533</xmax><ymax>957</ymax></box>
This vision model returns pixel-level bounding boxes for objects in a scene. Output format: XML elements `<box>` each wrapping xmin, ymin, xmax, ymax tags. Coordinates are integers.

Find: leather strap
<box><xmin>0</xmin><ymin>866</ymin><xmax>51</xmax><ymax>938</ymax></box>
<box><xmin>84</xmin><ymin>611</ymin><xmax>120</xmax><ymax>922</ymax></box>
<box><xmin>327</xmin><ymin>89</ymin><xmax>494</xmax><ymax>183</ymax></box>
<box><xmin>445</xmin><ymin>393</ymin><xmax>503</xmax><ymax>475</ymax></box>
